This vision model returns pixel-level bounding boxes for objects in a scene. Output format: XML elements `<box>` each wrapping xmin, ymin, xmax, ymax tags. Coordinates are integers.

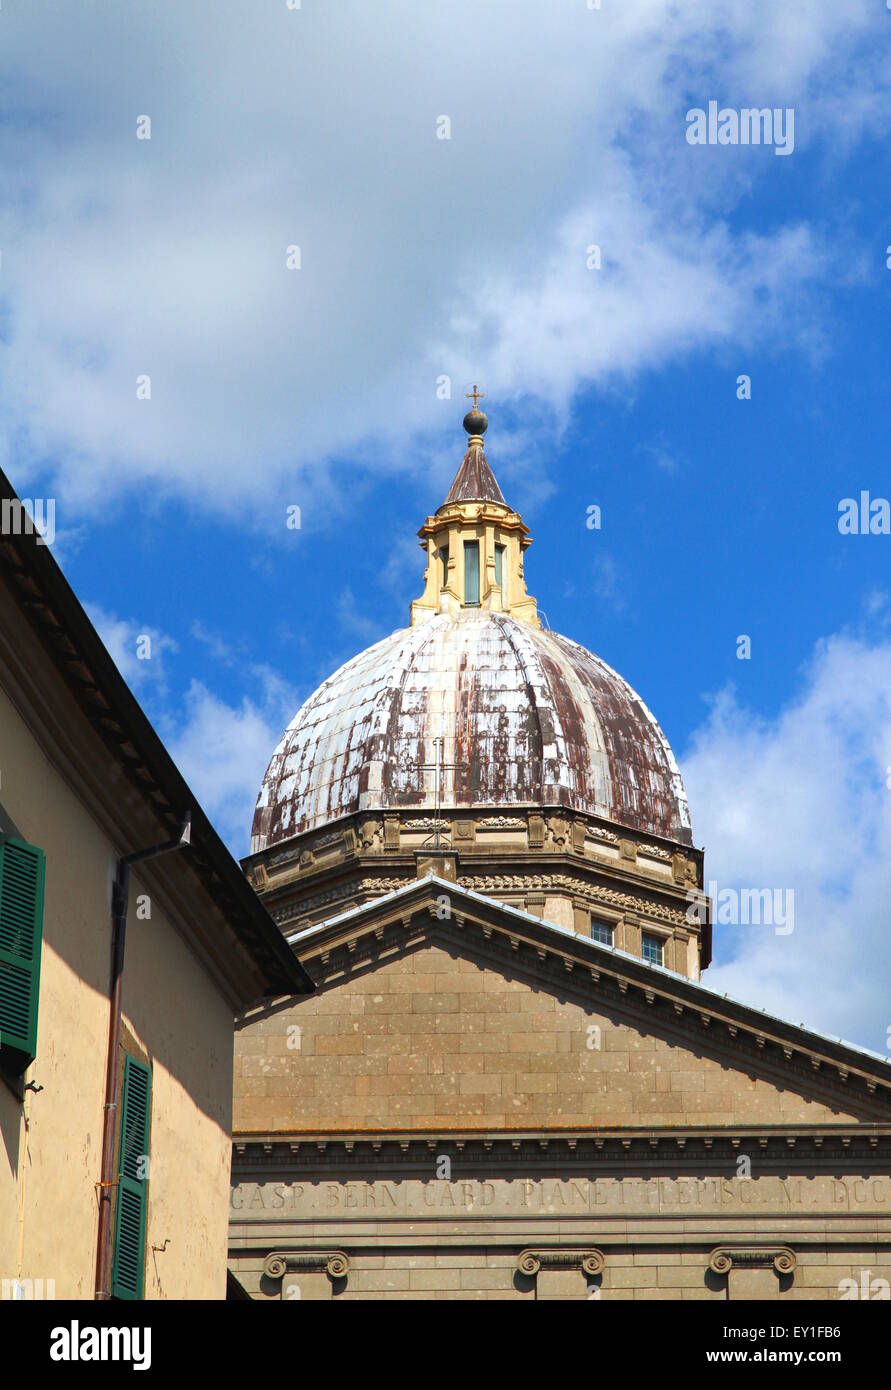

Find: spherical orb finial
<box><xmin>463</xmin><ymin>407</ymin><xmax>488</xmax><ymax>438</ymax></box>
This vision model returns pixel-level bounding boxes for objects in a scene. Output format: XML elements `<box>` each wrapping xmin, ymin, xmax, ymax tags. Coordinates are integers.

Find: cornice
<box><xmin>260</xmin><ymin>859</ymin><xmax>698</xmax><ymax>933</ymax></box>
<box><xmin>246</xmin><ymin>806</ymin><xmax>704</xmax><ymax>884</ymax></box>
<box><xmin>232</xmin><ymin>1126</ymin><xmax>891</xmax><ymax>1175</ymax></box>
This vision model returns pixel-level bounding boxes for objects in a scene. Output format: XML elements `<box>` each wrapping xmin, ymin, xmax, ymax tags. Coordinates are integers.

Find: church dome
<box><xmin>252</xmin><ymin>404</ymin><xmax>692</xmax><ymax>856</ymax></box>
<box><xmin>251</xmin><ymin>609</ymin><xmax>692</xmax><ymax>853</ymax></box>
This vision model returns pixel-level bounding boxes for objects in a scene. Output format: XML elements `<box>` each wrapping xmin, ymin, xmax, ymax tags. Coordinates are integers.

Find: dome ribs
<box><xmin>252</xmin><ymin>613</ymin><xmax>693</xmax><ymax>851</ymax></box>
<box><xmin>454</xmin><ymin>646</ymin><xmax>477</xmax><ymax>801</ymax></box>
<box><xmin>547</xmin><ymin>632</ymin><xmax>693</xmax><ymax>845</ymax></box>
<box><xmin>490</xmin><ymin>614</ymin><xmax>546</xmax><ymax>804</ymax></box>
<box><xmin>369</xmin><ymin>623</ymin><xmax>439</xmax><ymax>808</ymax></box>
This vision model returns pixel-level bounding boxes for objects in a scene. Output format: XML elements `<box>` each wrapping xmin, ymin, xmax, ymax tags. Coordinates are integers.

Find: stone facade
<box><xmin>230</xmin><ymin>878</ymin><xmax>891</xmax><ymax>1301</ymax></box>
<box><xmin>0</xmin><ymin>467</ymin><xmax>307</xmax><ymax>1301</ymax></box>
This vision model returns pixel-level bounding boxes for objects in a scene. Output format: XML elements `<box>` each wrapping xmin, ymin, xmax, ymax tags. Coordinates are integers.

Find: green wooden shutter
<box><xmin>112</xmin><ymin>1054</ymin><xmax>152</xmax><ymax>1300</ymax></box>
<box><xmin>0</xmin><ymin>837</ymin><xmax>45</xmax><ymax>1070</ymax></box>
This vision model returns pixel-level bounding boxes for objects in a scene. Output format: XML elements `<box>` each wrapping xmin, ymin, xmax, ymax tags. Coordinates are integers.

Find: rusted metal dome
<box><xmin>251</xmin><ymin>611</ymin><xmax>693</xmax><ymax>852</ymax></box>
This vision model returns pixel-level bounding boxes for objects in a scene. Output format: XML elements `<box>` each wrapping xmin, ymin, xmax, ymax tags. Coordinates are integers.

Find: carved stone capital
<box><xmin>517</xmin><ymin>1247</ymin><xmax>605</xmax><ymax>1278</ymax></box>
<box><xmin>264</xmin><ymin>1250</ymin><xmax>350</xmax><ymax>1282</ymax></box>
<box><xmin>708</xmin><ymin>1246</ymin><xmax>796</xmax><ymax>1276</ymax></box>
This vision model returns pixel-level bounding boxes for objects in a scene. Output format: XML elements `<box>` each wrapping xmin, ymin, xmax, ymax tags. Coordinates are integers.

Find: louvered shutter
<box><xmin>0</xmin><ymin>837</ymin><xmax>45</xmax><ymax>1069</ymax></box>
<box><xmin>111</xmin><ymin>1054</ymin><xmax>152</xmax><ymax>1300</ymax></box>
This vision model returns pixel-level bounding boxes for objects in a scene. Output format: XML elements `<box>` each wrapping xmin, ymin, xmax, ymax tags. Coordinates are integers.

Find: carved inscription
<box><xmin>232</xmin><ymin>1174</ymin><xmax>891</xmax><ymax>1217</ymax></box>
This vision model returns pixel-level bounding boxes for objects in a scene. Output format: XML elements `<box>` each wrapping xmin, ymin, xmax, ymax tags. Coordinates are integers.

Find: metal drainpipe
<box><xmin>94</xmin><ymin>812</ymin><xmax>191</xmax><ymax>1301</ymax></box>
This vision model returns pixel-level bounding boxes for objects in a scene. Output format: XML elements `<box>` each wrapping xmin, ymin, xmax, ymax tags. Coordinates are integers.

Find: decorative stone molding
<box><xmin>547</xmin><ymin>816</ymin><xmax>570</xmax><ymax>849</ymax></box>
<box><xmin>272</xmin><ymin>877</ymin><xmax>409</xmax><ymax>926</ymax></box>
<box><xmin>235</xmin><ymin>1128</ymin><xmax>891</xmax><ymax>1170</ymax></box>
<box><xmin>640</xmin><ymin>843</ymin><xmax>671</xmax><ymax>863</ymax></box>
<box><xmin>266</xmin><ymin>846</ymin><xmax>298</xmax><ymax>870</ymax></box>
<box><xmin>517</xmin><ymin>1248</ymin><xmax>605</xmax><ymax>1277</ymax></box>
<box><xmin>459</xmin><ymin>874</ymin><xmax>691</xmax><ymax>929</ymax></box>
<box><xmin>358</xmin><ymin>818</ymin><xmax>382</xmax><ymax>851</ymax></box>
<box><xmin>264</xmin><ymin>1250</ymin><xmax>350</xmax><ymax>1282</ymax></box>
<box><xmin>478</xmin><ymin>816</ymin><xmax>526</xmax><ymax>829</ymax></box>
<box><xmin>708</xmin><ymin>1246</ymin><xmax>796</xmax><ymax>1276</ymax></box>
<box><xmin>314</xmin><ymin>829</ymin><xmax>345</xmax><ymax>851</ymax></box>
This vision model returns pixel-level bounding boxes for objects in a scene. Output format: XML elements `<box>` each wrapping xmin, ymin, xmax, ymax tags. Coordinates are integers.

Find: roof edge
<box><xmin>0</xmin><ymin>467</ymin><xmax>312</xmax><ymax>999</ymax></box>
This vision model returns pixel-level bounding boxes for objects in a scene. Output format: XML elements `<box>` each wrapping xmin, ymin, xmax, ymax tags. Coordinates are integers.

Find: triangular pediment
<box><xmin>235</xmin><ymin>877</ymin><xmax>891</xmax><ymax>1138</ymax></box>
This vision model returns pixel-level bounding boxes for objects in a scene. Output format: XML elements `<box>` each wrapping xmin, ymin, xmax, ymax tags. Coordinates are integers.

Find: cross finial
<box><xmin>465</xmin><ymin>384</ymin><xmax>485</xmax><ymax>410</ymax></box>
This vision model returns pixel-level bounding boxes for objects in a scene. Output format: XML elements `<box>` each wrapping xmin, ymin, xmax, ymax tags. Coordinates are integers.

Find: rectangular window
<box><xmin>494</xmin><ymin>543</ymin><xmax>506</xmax><ymax>599</ymax></box>
<box><xmin>439</xmin><ymin>544</ymin><xmax>449</xmax><ymax>588</ymax></box>
<box><xmin>463</xmin><ymin>541</ymin><xmax>480</xmax><ymax>606</ymax></box>
<box><xmin>112</xmin><ymin>1054</ymin><xmax>152</xmax><ymax>1300</ymax></box>
<box><xmin>0</xmin><ymin>837</ymin><xmax>45</xmax><ymax>1074</ymax></box>
<box><xmin>590</xmin><ymin>918</ymin><xmax>614</xmax><ymax>946</ymax></box>
<box><xmin>641</xmin><ymin>932</ymin><xmax>663</xmax><ymax>966</ymax></box>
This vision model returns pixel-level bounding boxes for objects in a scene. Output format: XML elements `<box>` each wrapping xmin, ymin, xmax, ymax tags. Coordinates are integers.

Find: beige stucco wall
<box><xmin>0</xmin><ymin>683</ymin><xmax>233</xmax><ymax>1299</ymax></box>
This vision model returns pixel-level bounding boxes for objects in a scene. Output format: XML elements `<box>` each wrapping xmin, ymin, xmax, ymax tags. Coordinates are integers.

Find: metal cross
<box><xmin>465</xmin><ymin>384</ymin><xmax>485</xmax><ymax>410</ymax></box>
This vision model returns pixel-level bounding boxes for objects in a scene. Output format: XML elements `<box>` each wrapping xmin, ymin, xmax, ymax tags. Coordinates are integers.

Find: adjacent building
<box><xmin>0</xmin><ymin>470</ymin><xmax>312</xmax><ymax>1300</ymax></box>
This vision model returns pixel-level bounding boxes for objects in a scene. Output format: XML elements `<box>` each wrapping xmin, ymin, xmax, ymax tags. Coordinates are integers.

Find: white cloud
<box><xmin>190</xmin><ymin>620</ymin><xmax>234</xmax><ymax>667</ymax></box>
<box><xmin>86</xmin><ymin>603</ymin><xmax>177</xmax><ymax>692</ymax></box>
<box><xmin>165</xmin><ymin>670</ymin><xmax>297</xmax><ymax>858</ymax></box>
<box><xmin>335</xmin><ymin>586</ymin><xmax>389</xmax><ymax>646</ymax></box>
<box><xmin>0</xmin><ymin>0</ymin><xmax>885</xmax><ymax>521</ymax></box>
<box><xmin>682</xmin><ymin>633</ymin><xmax>891</xmax><ymax>1054</ymax></box>
<box><xmin>591</xmin><ymin>552</ymin><xmax>626</xmax><ymax>611</ymax></box>
<box><xmin>85</xmin><ymin>596</ymin><xmax>296</xmax><ymax>854</ymax></box>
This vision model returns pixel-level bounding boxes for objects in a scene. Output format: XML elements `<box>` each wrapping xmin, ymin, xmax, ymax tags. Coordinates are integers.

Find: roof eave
<box><xmin>0</xmin><ymin>468</ymin><xmax>312</xmax><ymax>1000</ymax></box>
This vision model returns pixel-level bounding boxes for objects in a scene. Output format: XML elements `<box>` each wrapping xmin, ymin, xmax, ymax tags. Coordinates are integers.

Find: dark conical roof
<box><xmin>442</xmin><ymin>445</ymin><xmax>507</xmax><ymax>507</ymax></box>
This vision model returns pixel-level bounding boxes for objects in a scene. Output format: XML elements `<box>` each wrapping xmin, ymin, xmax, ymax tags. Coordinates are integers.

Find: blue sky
<box><xmin>2</xmin><ymin>1</ymin><xmax>891</xmax><ymax>1052</ymax></box>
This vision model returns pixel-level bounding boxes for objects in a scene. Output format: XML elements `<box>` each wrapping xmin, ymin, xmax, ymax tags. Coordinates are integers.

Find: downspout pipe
<box><xmin>94</xmin><ymin>811</ymin><xmax>191</xmax><ymax>1301</ymax></box>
